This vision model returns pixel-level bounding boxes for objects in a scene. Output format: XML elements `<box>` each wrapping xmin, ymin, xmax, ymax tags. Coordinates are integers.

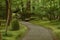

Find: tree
<box><xmin>20</xmin><ymin>0</ymin><xmax>25</xmax><ymax>20</ymax></box>
<box><xmin>26</xmin><ymin>0</ymin><xmax>31</xmax><ymax>18</ymax></box>
<box><xmin>5</xmin><ymin>0</ymin><xmax>12</xmax><ymax>35</ymax></box>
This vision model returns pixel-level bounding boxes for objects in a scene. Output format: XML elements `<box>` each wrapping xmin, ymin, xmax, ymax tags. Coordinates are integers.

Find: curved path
<box><xmin>21</xmin><ymin>21</ymin><xmax>54</xmax><ymax>40</ymax></box>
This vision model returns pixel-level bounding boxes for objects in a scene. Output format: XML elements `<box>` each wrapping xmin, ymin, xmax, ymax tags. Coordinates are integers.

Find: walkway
<box><xmin>21</xmin><ymin>21</ymin><xmax>54</xmax><ymax>40</ymax></box>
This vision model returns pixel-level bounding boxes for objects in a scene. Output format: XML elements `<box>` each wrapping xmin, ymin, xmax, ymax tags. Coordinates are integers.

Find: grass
<box><xmin>0</xmin><ymin>23</ymin><xmax>27</xmax><ymax>40</ymax></box>
<box><xmin>30</xmin><ymin>20</ymin><xmax>60</xmax><ymax>40</ymax></box>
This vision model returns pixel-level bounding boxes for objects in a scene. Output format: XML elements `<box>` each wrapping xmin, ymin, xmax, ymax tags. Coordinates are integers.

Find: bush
<box><xmin>11</xmin><ymin>19</ymin><xmax>20</xmax><ymax>31</ymax></box>
<box><xmin>0</xmin><ymin>6</ymin><xmax>7</xmax><ymax>19</ymax></box>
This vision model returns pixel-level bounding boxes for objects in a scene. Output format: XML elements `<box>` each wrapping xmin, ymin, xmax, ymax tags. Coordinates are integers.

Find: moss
<box><xmin>1</xmin><ymin>23</ymin><xmax>27</xmax><ymax>40</ymax></box>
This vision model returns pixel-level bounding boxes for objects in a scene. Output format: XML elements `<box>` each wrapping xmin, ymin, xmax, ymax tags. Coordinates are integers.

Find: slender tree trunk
<box><xmin>5</xmin><ymin>0</ymin><xmax>12</xmax><ymax>35</ymax></box>
<box><xmin>26</xmin><ymin>0</ymin><xmax>31</xmax><ymax>18</ymax></box>
<box><xmin>20</xmin><ymin>0</ymin><xmax>25</xmax><ymax>20</ymax></box>
<box><xmin>5</xmin><ymin>0</ymin><xmax>8</xmax><ymax>20</ymax></box>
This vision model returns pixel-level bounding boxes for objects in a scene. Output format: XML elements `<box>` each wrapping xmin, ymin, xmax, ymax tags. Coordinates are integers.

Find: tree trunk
<box><xmin>20</xmin><ymin>0</ymin><xmax>25</xmax><ymax>20</ymax></box>
<box><xmin>26</xmin><ymin>0</ymin><xmax>31</xmax><ymax>18</ymax></box>
<box><xmin>5</xmin><ymin>0</ymin><xmax>12</xmax><ymax>35</ymax></box>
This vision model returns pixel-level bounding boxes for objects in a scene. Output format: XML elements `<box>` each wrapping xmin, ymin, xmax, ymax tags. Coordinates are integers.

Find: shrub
<box><xmin>11</xmin><ymin>19</ymin><xmax>20</xmax><ymax>31</ymax></box>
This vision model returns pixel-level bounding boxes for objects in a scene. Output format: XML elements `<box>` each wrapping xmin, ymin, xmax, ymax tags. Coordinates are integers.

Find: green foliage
<box><xmin>1</xmin><ymin>23</ymin><xmax>27</xmax><ymax>40</ymax></box>
<box><xmin>0</xmin><ymin>0</ymin><xmax>60</xmax><ymax>40</ymax></box>
<box><xmin>11</xmin><ymin>19</ymin><xmax>20</xmax><ymax>31</ymax></box>
<box><xmin>0</xmin><ymin>1</ymin><xmax>6</xmax><ymax>19</ymax></box>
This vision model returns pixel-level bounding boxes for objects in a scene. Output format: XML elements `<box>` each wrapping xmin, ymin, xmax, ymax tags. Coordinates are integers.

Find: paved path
<box><xmin>21</xmin><ymin>22</ymin><xmax>54</xmax><ymax>40</ymax></box>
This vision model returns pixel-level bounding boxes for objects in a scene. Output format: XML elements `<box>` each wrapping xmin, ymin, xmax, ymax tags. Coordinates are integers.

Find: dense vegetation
<box><xmin>0</xmin><ymin>0</ymin><xmax>60</xmax><ymax>40</ymax></box>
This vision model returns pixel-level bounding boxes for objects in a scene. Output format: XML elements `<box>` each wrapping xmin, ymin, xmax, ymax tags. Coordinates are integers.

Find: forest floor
<box><xmin>0</xmin><ymin>22</ymin><xmax>27</xmax><ymax>40</ymax></box>
<box><xmin>20</xmin><ymin>21</ymin><xmax>54</xmax><ymax>40</ymax></box>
